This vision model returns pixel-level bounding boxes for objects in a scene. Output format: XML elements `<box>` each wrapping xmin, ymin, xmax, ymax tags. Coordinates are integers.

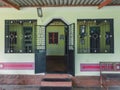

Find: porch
<box><xmin>0</xmin><ymin>74</ymin><xmax>120</xmax><ymax>90</ymax></box>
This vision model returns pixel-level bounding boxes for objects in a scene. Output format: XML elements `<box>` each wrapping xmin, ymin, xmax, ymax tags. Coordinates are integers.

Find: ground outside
<box><xmin>0</xmin><ymin>74</ymin><xmax>120</xmax><ymax>90</ymax></box>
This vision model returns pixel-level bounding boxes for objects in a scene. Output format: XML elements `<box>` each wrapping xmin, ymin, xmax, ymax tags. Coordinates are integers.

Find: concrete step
<box><xmin>41</xmin><ymin>81</ymin><xmax>72</xmax><ymax>87</ymax></box>
<box><xmin>41</xmin><ymin>74</ymin><xmax>72</xmax><ymax>87</ymax></box>
<box><xmin>43</xmin><ymin>74</ymin><xmax>72</xmax><ymax>79</ymax></box>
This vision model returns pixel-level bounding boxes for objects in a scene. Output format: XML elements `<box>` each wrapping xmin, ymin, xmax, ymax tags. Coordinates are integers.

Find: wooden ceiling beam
<box><xmin>1</xmin><ymin>0</ymin><xmax>20</xmax><ymax>10</ymax></box>
<box><xmin>98</xmin><ymin>0</ymin><xmax>112</xmax><ymax>9</ymax></box>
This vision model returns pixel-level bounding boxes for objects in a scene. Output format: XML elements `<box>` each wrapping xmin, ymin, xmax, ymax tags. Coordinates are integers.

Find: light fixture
<box><xmin>37</xmin><ymin>8</ymin><xmax>43</xmax><ymax>17</ymax></box>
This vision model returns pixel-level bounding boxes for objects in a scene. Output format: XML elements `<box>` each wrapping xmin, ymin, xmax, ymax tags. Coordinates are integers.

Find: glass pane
<box><xmin>77</xmin><ymin>19</ymin><xmax>114</xmax><ymax>53</ymax></box>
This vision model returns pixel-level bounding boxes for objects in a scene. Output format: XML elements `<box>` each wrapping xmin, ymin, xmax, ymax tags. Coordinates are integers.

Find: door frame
<box><xmin>35</xmin><ymin>18</ymin><xmax>75</xmax><ymax>76</ymax></box>
<box><xmin>45</xmin><ymin>18</ymin><xmax>75</xmax><ymax>75</ymax></box>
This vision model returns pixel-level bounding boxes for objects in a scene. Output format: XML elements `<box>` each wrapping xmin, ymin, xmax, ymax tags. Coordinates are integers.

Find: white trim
<box><xmin>44</xmin><ymin>17</ymin><xmax>70</xmax><ymax>26</ymax></box>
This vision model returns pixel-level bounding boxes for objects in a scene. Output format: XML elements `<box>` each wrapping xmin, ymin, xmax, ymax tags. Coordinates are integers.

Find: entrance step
<box><xmin>43</xmin><ymin>74</ymin><xmax>71</xmax><ymax>79</ymax></box>
<box><xmin>41</xmin><ymin>74</ymin><xmax>72</xmax><ymax>87</ymax></box>
<box><xmin>41</xmin><ymin>81</ymin><xmax>72</xmax><ymax>87</ymax></box>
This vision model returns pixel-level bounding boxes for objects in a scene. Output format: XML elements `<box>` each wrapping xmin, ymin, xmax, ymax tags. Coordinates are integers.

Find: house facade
<box><xmin>0</xmin><ymin>6</ymin><xmax>119</xmax><ymax>76</ymax></box>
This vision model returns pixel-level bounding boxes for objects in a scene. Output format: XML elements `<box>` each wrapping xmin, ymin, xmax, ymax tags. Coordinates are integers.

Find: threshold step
<box><xmin>43</xmin><ymin>74</ymin><xmax>72</xmax><ymax>79</ymax></box>
<box><xmin>41</xmin><ymin>81</ymin><xmax>72</xmax><ymax>87</ymax></box>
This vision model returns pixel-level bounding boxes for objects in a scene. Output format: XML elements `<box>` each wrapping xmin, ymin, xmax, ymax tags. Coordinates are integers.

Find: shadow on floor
<box><xmin>0</xmin><ymin>86</ymin><xmax>120</xmax><ymax>90</ymax></box>
<box><xmin>73</xmin><ymin>87</ymin><xmax>120</xmax><ymax>90</ymax></box>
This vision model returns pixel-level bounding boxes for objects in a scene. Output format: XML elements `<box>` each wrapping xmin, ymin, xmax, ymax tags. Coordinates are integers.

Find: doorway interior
<box><xmin>35</xmin><ymin>19</ymin><xmax>75</xmax><ymax>75</ymax></box>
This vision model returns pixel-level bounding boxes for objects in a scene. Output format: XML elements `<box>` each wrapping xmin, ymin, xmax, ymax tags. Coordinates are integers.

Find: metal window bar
<box><xmin>35</xmin><ymin>25</ymin><xmax>46</xmax><ymax>50</ymax></box>
<box><xmin>77</xmin><ymin>19</ymin><xmax>114</xmax><ymax>53</ymax></box>
<box><xmin>68</xmin><ymin>23</ymin><xmax>75</xmax><ymax>50</ymax></box>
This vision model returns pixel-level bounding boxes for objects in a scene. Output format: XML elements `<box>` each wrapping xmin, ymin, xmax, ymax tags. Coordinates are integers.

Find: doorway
<box><xmin>35</xmin><ymin>19</ymin><xmax>75</xmax><ymax>75</ymax></box>
<box><xmin>46</xmin><ymin>19</ymin><xmax>68</xmax><ymax>73</ymax></box>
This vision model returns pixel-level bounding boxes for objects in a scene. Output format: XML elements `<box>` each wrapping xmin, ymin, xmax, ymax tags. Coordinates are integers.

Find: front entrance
<box><xmin>46</xmin><ymin>19</ymin><xmax>68</xmax><ymax>73</ymax></box>
<box><xmin>35</xmin><ymin>19</ymin><xmax>75</xmax><ymax>75</ymax></box>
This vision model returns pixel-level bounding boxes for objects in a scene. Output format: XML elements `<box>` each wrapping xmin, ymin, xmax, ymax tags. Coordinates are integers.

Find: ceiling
<box><xmin>0</xmin><ymin>0</ymin><xmax>120</xmax><ymax>10</ymax></box>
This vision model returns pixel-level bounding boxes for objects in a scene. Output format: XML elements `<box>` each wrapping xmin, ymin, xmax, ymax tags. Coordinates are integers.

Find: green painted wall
<box><xmin>100</xmin><ymin>22</ymin><xmax>110</xmax><ymax>52</ymax></box>
<box><xmin>46</xmin><ymin>25</ymin><xmax>65</xmax><ymax>56</ymax></box>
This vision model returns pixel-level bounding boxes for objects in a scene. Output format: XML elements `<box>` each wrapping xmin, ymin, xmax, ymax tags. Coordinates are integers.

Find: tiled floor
<box><xmin>0</xmin><ymin>74</ymin><xmax>120</xmax><ymax>90</ymax></box>
<box><xmin>72</xmin><ymin>76</ymin><xmax>100</xmax><ymax>87</ymax></box>
<box><xmin>0</xmin><ymin>74</ymin><xmax>44</xmax><ymax>85</ymax></box>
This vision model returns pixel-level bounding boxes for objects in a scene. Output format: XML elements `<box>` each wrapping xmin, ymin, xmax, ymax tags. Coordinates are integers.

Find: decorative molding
<box><xmin>80</xmin><ymin>63</ymin><xmax>100</xmax><ymax>71</ymax></box>
<box><xmin>0</xmin><ymin>62</ymin><xmax>34</xmax><ymax>70</ymax></box>
<box><xmin>44</xmin><ymin>17</ymin><xmax>70</xmax><ymax>26</ymax></box>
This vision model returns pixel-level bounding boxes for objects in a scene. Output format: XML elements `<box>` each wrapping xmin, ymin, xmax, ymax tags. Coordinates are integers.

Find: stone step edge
<box><xmin>43</xmin><ymin>74</ymin><xmax>72</xmax><ymax>79</ymax></box>
<box><xmin>41</xmin><ymin>81</ymin><xmax>72</xmax><ymax>87</ymax></box>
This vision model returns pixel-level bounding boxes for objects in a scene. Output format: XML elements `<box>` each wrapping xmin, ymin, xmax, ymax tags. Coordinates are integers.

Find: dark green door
<box><xmin>35</xmin><ymin>25</ymin><xmax>46</xmax><ymax>73</ymax></box>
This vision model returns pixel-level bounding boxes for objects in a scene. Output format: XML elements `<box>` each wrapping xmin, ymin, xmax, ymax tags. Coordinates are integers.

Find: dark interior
<box><xmin>46</xmin><ymin>55</ymin><xmax>67</xmax><ymax>73</ymax></box>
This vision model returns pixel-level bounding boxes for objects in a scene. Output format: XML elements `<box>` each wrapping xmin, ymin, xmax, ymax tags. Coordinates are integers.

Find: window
<box><xmin>9</xmin><ymin>31</ymin><xmax>17</xmax><ymax>52</ymax></box>
<box><xmin>5</xmin><ymin>20</ymin><xmax>37</xmax><ymax>53</ymax></box>
<box><xmin>9</xmin><ymin>32</ymin><xmax>17</xmax><ymax>44</ymax></box>
<box><xmin>23</xmin><ymin>27</ymin><xmax>33</xmax><ymax>53</ymax></box>
<box><xmin>49</xmin><ymin>32</ymin><xmax>58</xmax><ymax>44</ymax></box>
<box><xmin>77</xmin><ymin>19</ymin><xmax>114</xmax><ymax>53</ymax></box>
